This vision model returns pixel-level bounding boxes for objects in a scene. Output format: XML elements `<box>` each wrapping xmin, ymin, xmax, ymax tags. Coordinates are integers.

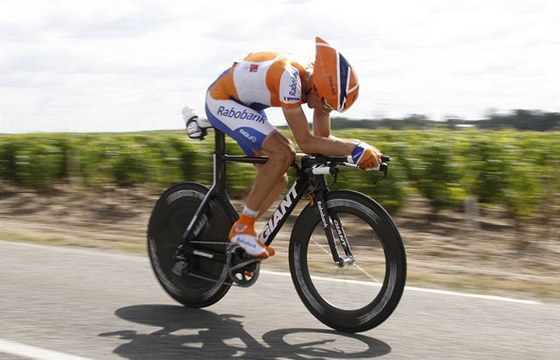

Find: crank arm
<box><xmin>228</xmin><ymin>258</ymin><xmax>261</xmax><ymax>273</ymax></box>
<box><xmin>178</xmin><ymin>244</ymin><xmax>228</xmax><ymax>263</ymax></box>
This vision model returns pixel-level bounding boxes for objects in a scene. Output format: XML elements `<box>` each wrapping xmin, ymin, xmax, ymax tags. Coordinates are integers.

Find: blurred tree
<box><xmin>400</xmin><ymin>137</ymin><xmax>463</xmax><ymax>217</ymax></box>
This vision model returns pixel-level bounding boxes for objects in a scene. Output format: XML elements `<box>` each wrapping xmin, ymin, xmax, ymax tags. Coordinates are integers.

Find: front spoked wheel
<box><xmin>289</xmin><ymin>190</ymin><xmax>406</xmax><ymax>333</ymax></box>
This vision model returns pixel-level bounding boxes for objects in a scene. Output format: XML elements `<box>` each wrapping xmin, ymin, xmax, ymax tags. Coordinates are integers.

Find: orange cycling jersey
<box><xmin>209</xmin><ymin>52</ymin><xmax>307</xmax><ymax>110</ymax></box>
<box><xmin>205</xmin><ymin>52</ymin><xmax>308</xmax><ymax>156</ymax></box>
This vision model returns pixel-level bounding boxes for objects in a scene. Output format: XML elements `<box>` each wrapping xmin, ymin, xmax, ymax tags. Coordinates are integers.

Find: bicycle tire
<box><xmin>289</xmin><ymin>190</ymin><xmax>407</xmax><ymax>333</ymax></box>
<box><xmin>147</xmin><ymin>182</ymin><xmax>237</xmax><ymax>307</ymax></box>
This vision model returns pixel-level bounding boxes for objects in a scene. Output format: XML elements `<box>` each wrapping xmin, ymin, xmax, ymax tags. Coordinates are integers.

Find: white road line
<box><xmin>0</xmin><ymin>240</ymin><xmax>147</xmax><ymax>261</ymax></box>
<box><xmin>260</xmin><ymin>269</ymin><xmax>542</xmax><ymax>305</ymax></box>
<box><xmin>0</xmin><ymin>241</ymin><xmax>543</xmax><ymax>305</ymax></box>
<box><xmin>404</xmin><ymin>285</ymin><xmax>541</xmax><ymax>305</ymax></box>
<box><xmin>0</xmin><ymin>339</ymin><xmax>94</xmax><ymax>360</ymax></box>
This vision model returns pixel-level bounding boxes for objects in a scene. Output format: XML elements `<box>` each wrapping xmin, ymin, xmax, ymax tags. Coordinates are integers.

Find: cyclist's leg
<box><xmin>205</xmin><ymin>92</ymin><xmax>294</xmax><ymax>208</ymax></box>
<box><xmin>238</xmin><ymin>131</ymin><xmax>293</xmax><ymax>257</ymax></box>
<box><xmin>205</xmin><ymin>94</ymin><xmax>292</xmax><ymax>257</ymax></box>
<box><xmin>246</xmin><ymin>130</ymin><xmax>295</xmax><ymax>214</ymax></box>
<box><xmin>255</xmin><ymin>168</ymin><xmax>288</xmax><ymax>218</ymax></box>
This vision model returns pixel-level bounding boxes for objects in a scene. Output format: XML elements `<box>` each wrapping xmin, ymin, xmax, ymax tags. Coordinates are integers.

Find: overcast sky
<box><xmin>1</xmin><ymin>0</ymin><xmax>559</xmax><ymax>133</ymax></box>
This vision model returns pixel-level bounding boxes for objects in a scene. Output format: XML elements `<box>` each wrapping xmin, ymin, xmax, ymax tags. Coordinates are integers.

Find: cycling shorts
<box><xmin>205</xmin><ymin>76</ymin><xmax>275</xmax><ymax>156</ymax></box>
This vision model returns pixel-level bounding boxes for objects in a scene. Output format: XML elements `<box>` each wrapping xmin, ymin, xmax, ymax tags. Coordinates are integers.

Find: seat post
<box><xmin>214</xmin><ymin>129</ymin><xmax>227</xmax><ymax>193</ymax></box>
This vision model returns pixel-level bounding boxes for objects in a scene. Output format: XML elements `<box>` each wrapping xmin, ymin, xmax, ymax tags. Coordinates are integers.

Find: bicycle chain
<box><xmin>189</xmin><ymin>240</ymin><xmax>230</xmax><ymax>245</ymax></box>
<box><xmin>187</xmin><ymin>270</ymin><xmax>235</xmax><ymax>286</ymax></box>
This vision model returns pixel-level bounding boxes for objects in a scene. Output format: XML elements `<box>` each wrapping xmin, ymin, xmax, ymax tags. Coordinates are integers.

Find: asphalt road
<box><xmin>1</xmin><ymin>240</ymin><xmax>559</xmax><ymax>360</ymax></box>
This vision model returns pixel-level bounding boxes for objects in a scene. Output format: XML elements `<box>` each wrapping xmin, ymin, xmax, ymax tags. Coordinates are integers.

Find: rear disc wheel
<box><xmin>148</xmin><ymin>182</ymin><xmax>236</xmax><ymax>307</ymax></box>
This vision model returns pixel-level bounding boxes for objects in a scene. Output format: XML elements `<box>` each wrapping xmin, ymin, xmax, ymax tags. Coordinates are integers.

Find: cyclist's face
<box><xmin>307</xmin><ymin>86</ymin><xmax>332</xmax><ymax>114</ymax></box>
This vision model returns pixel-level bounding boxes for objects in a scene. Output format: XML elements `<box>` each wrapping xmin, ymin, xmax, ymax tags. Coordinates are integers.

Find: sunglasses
<box><xmin>322</xmin><ymin>97</ymin><xmax>334</xmax><ymax>111</ymax></box>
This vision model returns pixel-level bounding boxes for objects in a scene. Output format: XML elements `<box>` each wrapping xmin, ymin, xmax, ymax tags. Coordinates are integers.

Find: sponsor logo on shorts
<box><xmin>239</xmin><ymin>128</ymin><xmax>258</xmax><ymax>143</ymax></box>
<box><xmin>217</xmin><ymin>106</ymin><xmax>266</xmax><ymax>124</ymax></box>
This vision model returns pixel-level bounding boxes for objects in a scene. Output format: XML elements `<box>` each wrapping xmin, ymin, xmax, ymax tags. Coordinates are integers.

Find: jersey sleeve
<box><xmin>278</xmin><ymin>66</ymin><xmax>304</xmax><ymax>109</ymax></box>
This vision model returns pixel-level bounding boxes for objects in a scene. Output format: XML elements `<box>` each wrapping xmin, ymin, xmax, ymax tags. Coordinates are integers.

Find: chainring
<box><xmin>226</xmin><ymin>244</ymin><xmax>261</xmax><ymax>287</ymax></box>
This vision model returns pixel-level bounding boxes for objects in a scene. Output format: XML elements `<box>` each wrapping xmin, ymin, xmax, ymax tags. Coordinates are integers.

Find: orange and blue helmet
<box><xmin>312</xmin><ymin>36</ymin><xmax>359</xmax><ymax>112</ymax></box>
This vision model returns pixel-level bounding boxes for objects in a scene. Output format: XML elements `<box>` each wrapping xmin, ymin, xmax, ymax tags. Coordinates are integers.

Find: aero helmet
<box><xmin>312</xmin><ymin>36</ymin><xmax>359</xmax><ymax>112</ymax></box>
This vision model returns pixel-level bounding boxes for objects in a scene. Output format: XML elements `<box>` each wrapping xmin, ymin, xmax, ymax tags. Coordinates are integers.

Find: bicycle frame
<box><xmin>179</xmin><ymin>129</ymin><xmax>353</xmax><ymax>267</ymax></box>
<box><xmin>149</xmin><ymin>124</ymin><xmax>404</xmax><ymax>332</ymax></box>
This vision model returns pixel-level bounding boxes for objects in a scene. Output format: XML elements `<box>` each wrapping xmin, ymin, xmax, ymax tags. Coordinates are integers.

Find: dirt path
<box><xmin>1</xmin><ymin>184</ymin><xmax>558</xmax><ymax>303</ymax></box>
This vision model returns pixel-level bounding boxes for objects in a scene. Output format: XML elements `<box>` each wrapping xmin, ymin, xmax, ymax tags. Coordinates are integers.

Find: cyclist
<box><xmin>201</xmin><ymin>37</ymin><xmax>382</xmax><ymax>259</ymax></box>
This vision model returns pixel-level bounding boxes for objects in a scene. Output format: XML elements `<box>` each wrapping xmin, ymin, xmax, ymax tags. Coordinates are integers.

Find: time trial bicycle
<box><xmin>147</xmin><ymin>117</ymin><xmax>407</xmax><ymax>333</ymax></box>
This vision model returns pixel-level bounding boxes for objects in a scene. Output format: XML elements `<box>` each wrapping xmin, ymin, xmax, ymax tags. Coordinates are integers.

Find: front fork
<box><xmin>312</xmin><ymin>178</ymin><xmax>356</xmax><ymax>268</ymax></box>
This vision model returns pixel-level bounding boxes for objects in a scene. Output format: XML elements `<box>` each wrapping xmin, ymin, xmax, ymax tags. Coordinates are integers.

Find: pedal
<box><xmin>226</xmin><ymin>244</ymin><xmax>261</xmax><ymax>287</ymax></box>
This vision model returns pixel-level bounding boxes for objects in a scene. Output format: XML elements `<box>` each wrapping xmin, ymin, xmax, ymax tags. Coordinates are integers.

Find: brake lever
<box><xmin>373</xmin><ymin>155</ymin><xmax>390</xmax><ymax>185</ymax></box>
<box><xmin>373</xmin><ymin>164</ymin><xmax>388</xmax><ymax>185</ymax></box>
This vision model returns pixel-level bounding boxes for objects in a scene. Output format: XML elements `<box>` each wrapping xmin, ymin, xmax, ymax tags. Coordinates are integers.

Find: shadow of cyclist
<box><xmin>99</xmin><ymin>304</ymin><xmax>391</xmax><ymax>359</ymax></box>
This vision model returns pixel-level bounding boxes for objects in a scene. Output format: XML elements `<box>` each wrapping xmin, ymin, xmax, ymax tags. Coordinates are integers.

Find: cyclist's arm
<box><xmin>310</xmin><ymin>96</ymin><xmax>331</xmax><ymax>138</ymax></box>
<box><xmin>313</xmin><ymin>108</ymin><xmax>332</xmax><ymax>138</ymax></box>
<box><xmin>312</xmin><ymin>109</ymin><xmax>351</xmax><ymax>145</ymax></box>
<box><xmin>282</xmin><ymin>106</ymin><xmax>358</xmax><ymax>156</ymax></box>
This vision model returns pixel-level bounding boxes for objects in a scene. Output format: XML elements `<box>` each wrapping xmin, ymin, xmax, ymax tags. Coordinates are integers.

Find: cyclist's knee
<box><xmin>277</xmin><ymin>173</ymin><xmax>289</xmax><ymax>189</ymax></box>
<box><xmin>264</xmin><ymin>134</ymin><xmax>296</xmax><ymax>168</ymax></box>
<box><xmin>274</xmin><ymin>145</ymin><xmax>296</xmax><ymax>168</ymax></box>
<box><xmin>282</xmin><ymin>143</ymin><xmax>296</xmax><ymax>160</ymax></box>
